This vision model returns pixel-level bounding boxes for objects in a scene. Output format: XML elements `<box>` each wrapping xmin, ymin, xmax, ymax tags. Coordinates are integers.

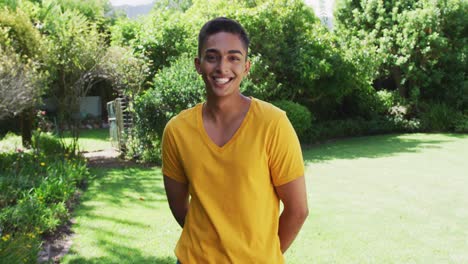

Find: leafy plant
<box><xmin>133</xmin><ymin>54</ymin><xmax>204</xmax><ymax>163</ymax></box>
<box><xmin>272</xmin><ymin>100</ymin><xmax>313</xmax><ymax>140</ymax></box>
<box><xmin>419</xmin><ymin>102</ymin><xmax>462</xmax><ymax>132</ymax></box>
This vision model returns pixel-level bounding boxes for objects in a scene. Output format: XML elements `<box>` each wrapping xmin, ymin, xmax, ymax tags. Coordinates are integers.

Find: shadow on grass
<box><xmin>303</xmin><ymin>133</ymin><xmax>466</xmax><ymax>163</ymax></box>
<box><xmin>79</xmin><ymin>167</ymin><xmax>167</xmax><ymax>207</ymax></box>
<box><xmin>67</xmin><ymin>256</ymin><xmax>176</xmax><ymax>264</ymax></box>
<box><xmin>66</xmin><ymin>243</ymin><xmax>176</xmax><ymax>264</ymax></box>
<box><xmin>65</xmin><ymin>166</ymin><xmax>175</xmax><ymax>263</ymax></box>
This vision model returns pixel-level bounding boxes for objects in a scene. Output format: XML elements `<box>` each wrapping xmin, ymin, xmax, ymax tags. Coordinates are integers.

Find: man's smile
<box><xmin>213</xmin><ymin>77</ymin><xmax>233</xmax><ymax>85</ymax></box>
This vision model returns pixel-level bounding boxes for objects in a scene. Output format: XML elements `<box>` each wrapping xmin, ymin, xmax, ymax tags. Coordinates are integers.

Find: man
<box><xmin>162</xmin><ymin>17</ymin><xmax>308</xmax><ymax>263</ymax></box>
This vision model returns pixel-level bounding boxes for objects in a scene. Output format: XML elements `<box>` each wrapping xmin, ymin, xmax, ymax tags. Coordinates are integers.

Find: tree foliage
<box><xmin>0</xmin><ymin>6</ymin><xmax>45</xmax><ymax>147</ymax></box>
<box><xmin>41</xmin><ymin>6</ymin><xmax>106</xmax><ymax>148</ymax></box>
<box><xmin>0</xmin><ymin>7</ymin><xmax>43</xmax><ymax>62</ymax></box>
<box><xmin>335</xmin><ymin>0</ymin><xmax>467</xmax><ymax>111</ymax></box>
<box><xmin>0</xmin><ymin>46</ymin><xmax>43</xmax><ymax>120</ymax></box>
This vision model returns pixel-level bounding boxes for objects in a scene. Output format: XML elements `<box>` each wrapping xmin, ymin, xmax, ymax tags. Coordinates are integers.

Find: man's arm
<box><xmin>275</xmin><ymin>176</ymin><xmax>309</xmax><ymax>253</ymax></box>
<box><xmin>163</xmin><ymin>175</ymin><xmax>189</xmax><ymax>228</ymax></box>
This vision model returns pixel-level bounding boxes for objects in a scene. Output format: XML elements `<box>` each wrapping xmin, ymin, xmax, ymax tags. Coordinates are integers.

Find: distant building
<box><xmin>304</xmin><ymin>0</ymin><xmax>335</xmax><ymax>30</ymax></box>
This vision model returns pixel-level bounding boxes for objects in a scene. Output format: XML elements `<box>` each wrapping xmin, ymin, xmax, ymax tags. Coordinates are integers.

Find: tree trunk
<box><xmin>20</xmin><ymin>108</ymin><xmax>34</xmax><ymax>148</ymax></box>
<box><xmin>391</xmin><ymin>67</ymin><xmax>407</xmax><ymax>98</ymax></box>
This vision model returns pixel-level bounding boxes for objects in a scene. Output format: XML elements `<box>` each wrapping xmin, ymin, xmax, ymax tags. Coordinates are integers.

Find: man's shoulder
<box><xmin>252</xmin><ymin>98</ymin><xmax>286</xmax><ymax>120</ymax></box>
<box><xmin>165</xmin><ymin>103</ymin><xmax>201</xmax><ymax>130</ymax></box>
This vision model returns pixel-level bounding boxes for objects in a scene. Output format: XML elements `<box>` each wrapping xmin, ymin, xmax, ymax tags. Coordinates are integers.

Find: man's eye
<box><xmin>230</xmin><ymin>56</ymin><xmax>241</xmax><ymax>61</ymax></box>
<box><xmin>206</xmin><ymin>55</ymin><xmax>217</xmax><ymax>61</ymax></box>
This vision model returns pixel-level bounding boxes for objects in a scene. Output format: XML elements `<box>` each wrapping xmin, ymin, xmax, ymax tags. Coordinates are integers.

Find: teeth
<box><xmin>214</xmin><ymin>78</ymin><xmax>230</xmax><ymax>84</ymax></box>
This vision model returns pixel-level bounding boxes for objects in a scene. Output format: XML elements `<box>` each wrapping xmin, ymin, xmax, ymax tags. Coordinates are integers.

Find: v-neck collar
<box><xmin>197</xmin><ymin>97</ymin><xmax>255</xmax><ymax>152</ymax></box>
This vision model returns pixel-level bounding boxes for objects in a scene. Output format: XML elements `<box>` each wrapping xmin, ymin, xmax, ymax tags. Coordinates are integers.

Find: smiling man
<box><xmin>162</xmin><ymin>17</ymin><xmax>308</xmax><ymax>263</ymax></box>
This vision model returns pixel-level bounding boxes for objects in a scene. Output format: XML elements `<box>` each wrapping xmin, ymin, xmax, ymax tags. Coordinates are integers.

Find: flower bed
<box><xmin>0</xmin><ymin>131</ymin><xmax>90</xmax><ymax>263</ymax></box>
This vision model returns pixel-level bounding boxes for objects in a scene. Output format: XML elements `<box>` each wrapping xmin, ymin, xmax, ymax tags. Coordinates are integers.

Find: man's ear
<box><xmin>244</xmin><ymin>60</ymin><xmax>251</xmax><ymax>76</ymax></box>
<box><xmin>194</xmin><ymin>57</ymin><xmax>202</xmax><ymax>74</ymax></box>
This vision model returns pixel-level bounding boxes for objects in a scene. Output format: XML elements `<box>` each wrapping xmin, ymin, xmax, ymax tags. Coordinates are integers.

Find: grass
<box><xmin>0</xmin><ymin>132</ymin><xmax>22</xmax><ymax>153</ymax></box>
<box><xmin>62</xmin><ymin>129</ymin><xmax>112</xmax><ymax>152</ymax></box>
<box><xmin>61</xmin><ymin>167</ymin><xmax>179</xmax><ymax>264</ymax></box>
<box><xmin>61</xmin><ymin>133</ymin><xmax>468</xmax><ymax>263</ymax></box>
<box><xmin>0</xmin><ymin>129</ymin><xmax>112</xmax><ymax>153</ymax></box>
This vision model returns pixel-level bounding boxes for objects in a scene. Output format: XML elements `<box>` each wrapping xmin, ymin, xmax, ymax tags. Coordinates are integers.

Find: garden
<box><xmin>0</xmin><ymin>0</ymin><xmax>467</xmax><ymax>263</ymax></box>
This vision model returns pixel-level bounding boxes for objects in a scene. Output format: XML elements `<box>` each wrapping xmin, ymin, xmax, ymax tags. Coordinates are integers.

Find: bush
<box><xmin>31</xmin><ymin>131</ymin><xmax>65</xmax><ymax>155</ymax></box>
<box><xmin>419</xmin><ymin>102</ymin><xmax>462</xmax><ymax>132</ymax></box>
<box><xmin>454</xmin><ymin>115</ymin><xmax>468</xmax><ymax>133</ymax></box>
<box><xmin>241</xmin><ymin>54</ymin><xmax>281</xmax><ymax>101</ymax></box>
<box><xmin>0</xmin><ymin>230</ymin><xmax>42</xmax><ymax>264</ymax></box>
<box><xmin>272</xmin><ymin>100</ymin><xmax>313</xmax><ymax>140</ymax></box>
<box><xmin>303</xmin><ymin>116</ymin><xmax>421</xmax><ymax>144</ymax></box>
<box><xmin>133</xmin><ymin>54</ymin><xmax>204</xmax><ymax>163</ymax></box>
<box><xmin>0</xmin><ymin>132</ymin><xmax>90</xmax><ymax>261</ymax></box>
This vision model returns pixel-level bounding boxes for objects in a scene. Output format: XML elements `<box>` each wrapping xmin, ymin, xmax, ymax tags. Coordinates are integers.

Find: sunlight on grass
<box><xmin>62</xmin><ymin>129</ymin><xmax>112</xmax><ymax>152</ymax></box>
<box><xmin>0</xmin><ymin>133</ymin><xmax>22</xmax><ymax>153</ymax></box>
<box><xmin>61</xmin><ymin>133</ymin><xmax>468</xmax><ymax>263</ymax></box>
<box><xmin>0</xmin><ymin>129</ymin><xmax>112</xmax><ymax>153</ymax></box>
<box><xmin>291</xmin><ymin>133</ymin><xmax>468</xmax><ymax>263</ymax></box>
<box><xmin>61</xmin><ymin>167</ymin><xmax>179</xmax><ymax>264</ymax></box>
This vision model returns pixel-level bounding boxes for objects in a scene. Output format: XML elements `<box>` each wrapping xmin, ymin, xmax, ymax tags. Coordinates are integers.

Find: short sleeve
<box><xmin>268</xmin><ymin>112</ymin><xmax>305</xmax><ymax>186</ymax></box>
<box><xmin>161</xmin><ymin>120</ymin><xmax>188</xmax><ymax>183</ymax></box>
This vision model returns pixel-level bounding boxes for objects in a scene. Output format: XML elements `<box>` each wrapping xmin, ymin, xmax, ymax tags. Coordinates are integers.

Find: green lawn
<box><xmin>0</xmin><ymin>133</ymin><xmax>22</xmax><ymax>153</ymax></box>
<box><xmin>0</xmin><ymin>129</ymin><xmax>112</xmax><ymax>153</ymax></box>
<box><xmin>63</xmin><ymin>129</ymin><xmax>112</xmax><ymax>152</ymax></box>
<box><xmin>61</xmin><ymin>133</ymin><xmax>468</xmax><ymax>263</ymax></box>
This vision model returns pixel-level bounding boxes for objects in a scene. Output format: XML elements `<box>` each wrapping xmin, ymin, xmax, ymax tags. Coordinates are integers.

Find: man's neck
<box><xmin>204</xmin><ymin>93</ymin><xmax>251</xmax><ymax>124</ymax></box>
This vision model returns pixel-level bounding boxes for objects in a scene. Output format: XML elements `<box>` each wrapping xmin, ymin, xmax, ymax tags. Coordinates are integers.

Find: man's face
<box><xmin>195</xmin><ymin>32</ymin><xmax>250</xmax><ymax>99</ymax></box>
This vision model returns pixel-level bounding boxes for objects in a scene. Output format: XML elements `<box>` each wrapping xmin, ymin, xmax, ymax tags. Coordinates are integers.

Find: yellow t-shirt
<box><xmin>162</xmin><ymin>97</ymin><xmax>304</xmax><ymax>263</ymax></box>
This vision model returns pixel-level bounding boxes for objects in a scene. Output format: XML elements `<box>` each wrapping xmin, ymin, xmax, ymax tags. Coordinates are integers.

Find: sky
<box><xmin>109</xmin><ymin>0</ymin><xmax>154</xmax><ymax>6</ymax></box>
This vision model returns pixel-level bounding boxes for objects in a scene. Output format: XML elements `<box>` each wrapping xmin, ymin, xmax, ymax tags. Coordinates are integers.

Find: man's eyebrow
<box><xmin>228</xmin><ymin>50</ymin><xmax>243</xmax><ymax>56</ymax></box>
<box><xmin>204</xmin><ymin>48</ymin><xmax>244</xmax><ymax>56</ymax></box>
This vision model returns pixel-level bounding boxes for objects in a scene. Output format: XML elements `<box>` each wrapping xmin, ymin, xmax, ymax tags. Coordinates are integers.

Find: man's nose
<box><xmin>216</xmin><ymin>58</ymin><xmax>229</xmax><ymax>73</ymax></box>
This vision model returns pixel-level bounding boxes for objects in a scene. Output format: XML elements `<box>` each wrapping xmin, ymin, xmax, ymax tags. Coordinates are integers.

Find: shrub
<box><xmin>241</xmin><ymin>54</ymin><xmax>281</xmax><ymax>101</ymax></box>
<box><xmin>0</xmin><ymin>132</ymin><xmax>90</xmax><ymax>261</ymax></box>
<box><xmin>454</xmin><ymin>115</ymin><xmax>468</xmax><ymax>133</ymax></box>
<box><xmin>419</xmin><ymin>102</ymin><xmax>461</xmax><ymax>132</ymax></box>
<box><xmin>0</xmin><ymin>231</ymin><xmax>42</xmax><ymax>264</ymax></box>
<box><xmin>133</xmin><ymin>54</ymin><xmax>204</xmax><ymax>163</ymax></box>
<box><xmin>31</xmin><ymin>131</ymin><xmax>65</xmax><ymax>155</ymax></box>
<box><xmin>303</xmin><ymin>116</ymin><xmax>421</xmax><ymax>144</ymax></box>
<box><xmin>272</xmin><ymin>100</ymin><xmax>313</xmax><ymax>140</ymax></box>
<box><xmin>0</xmin><ymin>197</ymin><xmax>68</xmax><ymax>235</ymax></box>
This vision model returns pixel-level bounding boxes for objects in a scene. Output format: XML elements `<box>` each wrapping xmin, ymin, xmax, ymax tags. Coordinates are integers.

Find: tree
<box><xmin>0</xmin><ymin>7</ymin><xmax>45</xmax><ymax>146</ymax></box>
<box><xmin>98</xmin><ymin>46</ymin><xmax>150</xmax><ymax>102</ymax></box>
<box><xmin>0</xmin><ymin>46</ymin><xmax>42</xmax><ymax>120</ymax></box>
<box><xmin>42</xmin><ymin>7</ymin><xmax>106</xmax><ymax>150</ymax></box>
<box><xmin>335</xmin><ymin>0</ymin><xmax>467</xmax><ymax>111</ymax></box>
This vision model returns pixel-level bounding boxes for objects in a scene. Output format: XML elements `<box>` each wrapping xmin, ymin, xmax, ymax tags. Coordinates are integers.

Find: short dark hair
<box><xmin>197</xmin><ymin>17</ymin><xmax>250</xmax><ymax>58</ymax></box>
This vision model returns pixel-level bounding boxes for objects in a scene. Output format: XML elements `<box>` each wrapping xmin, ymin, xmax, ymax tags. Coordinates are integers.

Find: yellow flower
<box><xmin>28</xmin><ymin>233</ymin><xmax>35</xmax><ymax>238</ymax></box>
<box><xmin>2</xmin><ymin>234</ymin><xmax>10</xmax><ymax>241</ymax></box>
<box><xmin>40</xmin><ymin>162</ymin><xmax>45</xmax><ymax>166</ymax></box>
